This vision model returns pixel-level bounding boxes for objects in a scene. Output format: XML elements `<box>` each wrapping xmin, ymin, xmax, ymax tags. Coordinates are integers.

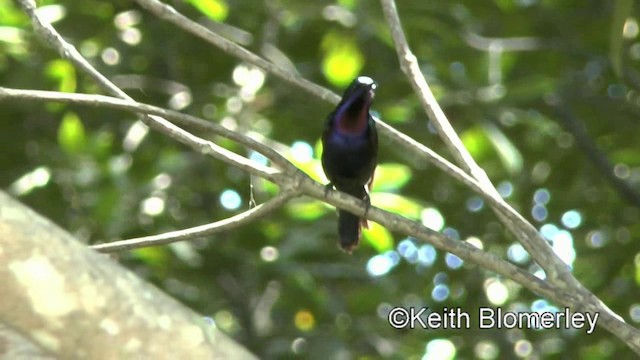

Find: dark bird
<box><xmin>321</xmin><ymin>76</ymin><xmax>378</xmax><ymax>253</ymax></box>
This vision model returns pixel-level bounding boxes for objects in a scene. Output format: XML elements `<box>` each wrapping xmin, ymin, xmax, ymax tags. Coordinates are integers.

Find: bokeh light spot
<box><xmin>220</xmin><ymin>189</ymin><xmax>242</xmax><ymax>210</ymax></box>
<box><xmin>531</xmin><ymin>204</ymin><xmax>548</xmax><ymax>222</ymax></box>
<box><xmin>366</xmin><ymin>254</ymin><xmax>394</xmax><ymax>277</ymax></box>
<box><xmin>466</xmin><ymin>196</ymin><xmax>484</xmax><ymax>212</ymax></box>
<box><xmin>421</xmin><ymin>208</ymin><xmax>445</xmax><ymax>231</ymax></box>
<box><xmin>294</xmin><ymin>310</ymin><xmax>316</xmax><ymax>332</ymax></box>
<box><xmin>141</xmin><ymin>196</ymin><xmax>165</xmax><ymax>216</ymax></box>
<box><xmin>507</xmin><ymin>243</ymin><xmax>530</xmax><ymax>264</ymax></box>
<box><xmin>514</xmin><ymin>339</ymin><xmax>533</xmax><ymax>357</ymax></box>
<box><xmin>497</xmin><ymin>181</ymin><xmax>513</xmax><ymax>198</ymax></box>
<box><xmin>431</xmin><ymin>284</ymin><xmax>450</xmax><ymax>302</ymax></box>
<box><xmin>417</xmin><ymin>245</ymin><xmax>437</xmax><ymax>266</ymax></box>
<box><xmin>260</xmin><ymin>246</ymin><xmax>279</xmax><ymax>262</ymax></box>
<box><xmin>424</xmin><ymin>338</ymin><xmax>456</xmax><ymax>360</ymax></box>
<box><xmin>561</xmin><ymin>210</ymin><xmax>582</xmax><ymax>229</ymax></box>
<box><xmin>445</xmin><ymin>253</ymin><xmax>463</xmax><ymax>269</ymax></box>
<box><xmin>533</xmin><ymin>188</ymin><xmax>550</xmax><ymax>204</ymax></box>
<box><xmin>485</xmin><ymin>278</ymin><xmax>509</xmax><ymax>305</ymax></box>
<box><xmin>291</xmin><ymin>141</ymin><xmax>314</xmax><ymax>163</ymax></box>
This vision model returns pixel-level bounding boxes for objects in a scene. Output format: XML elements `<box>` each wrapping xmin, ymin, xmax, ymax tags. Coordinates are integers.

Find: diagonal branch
<box><xmin>18</xmin><ymin>0</ymin><xmax>130</xmax><ymax>100</ymax></box>
<box><xmin>0</xmin><ymin>87</ymin><xmax>292</xmax><ymax>174</ymax></box>
<box><xmin>91</xmin><ymin>189</ymin><xmax>298</xmax><ymax>252</ymax></box>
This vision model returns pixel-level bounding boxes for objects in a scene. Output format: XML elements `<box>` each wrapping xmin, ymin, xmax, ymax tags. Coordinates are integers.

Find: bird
<box><xmin>321</xmin><ymin>76</ymin><xmax>378</xmax><ymax>253</ymax></box>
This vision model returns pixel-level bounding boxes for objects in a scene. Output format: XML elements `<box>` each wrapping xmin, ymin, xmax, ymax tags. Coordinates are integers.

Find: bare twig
<box><xmin>18</xmin><ymin>0</ymin><xmax>130</xmax><ymax>99</ymax></box>
<box><xmin>92</xmin><ymin>190</ymin><xmax>297</xmax><ymax>252</ymax></box>
<box><xmin>0</xmin><ymin>87</ymin><xmax>292</xmax><ymax>174</ymax></box>
<box><xmin>464</xmin><ymin>32</ymin><xmax>543</xmax><ymax>52</ymax></box>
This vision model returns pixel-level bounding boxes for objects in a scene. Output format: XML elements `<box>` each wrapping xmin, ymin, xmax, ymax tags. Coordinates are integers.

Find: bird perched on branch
<box><xmin>321</xmin><ymin>76</ymin><xmax>378</xmax><ymax>253</ymax></box>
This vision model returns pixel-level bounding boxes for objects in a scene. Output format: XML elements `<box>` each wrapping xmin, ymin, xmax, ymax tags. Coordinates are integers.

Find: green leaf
<box><xmin>321</xmin><ymin>32</ymin><xmax>364</xmax><ymax>87</ymax></box>
<box><xmin>186</xmin><ymin>0</ymin><xmax>228</xmax><ymax>22</ymax></box>
<box><xmin>371</xmin><ymin>192</ymin><xmax>422</xmax><ymax>220</ymax></box>
<box><xmin>45</xmin><ymin>59</ymin><xmax>76</xmax><ymax>93</ymax></box>
<box><xmin>337</xmin><ymin>0</ymin><xmax>357</xmax><ymax>10</ymax></box>
<box><xmin>58</xmin><ymin>112</ymin><xmax>86</xmax><ymax>154</ymax></box>
<box><xmin>372</xmin><ymin>163</ymin><xmax>412</xmax><ymax>191</ymax></box>
<box><xmin>460</xmin><ymin>126</ymin><xmax>491</xmax><ymax>159</ymax></box>
<box><xmin>289</xmin><ymin>156</ymin><xmax>326</xmax><ymax>183</ymax></box>
<box><xmin>382</xmin><ymin>102</ymin><xmax>414</xmax><ymax>124</ymax></box>
<box><xmin>363</xmin><ymin>222</ymin><xmax>394</xmax><ymax>252</ymax></box>
<box><xmin>132</xmin><ymin>247</ymin><xmax>170</xmax><ymax>268</ymax></box>
<box><xmin>610</xmin><ymin>0</ymin><xmax>633</xmax><ymax>78</ymax></box>
<box><xmin>287</xmin><ymin>200</ymin><xmax>330</xmax><ymax>221</ymax></box>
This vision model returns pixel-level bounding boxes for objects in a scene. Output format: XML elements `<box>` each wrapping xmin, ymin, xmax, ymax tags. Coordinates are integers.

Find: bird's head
<box><xmin>333</xmin><ymin>76</ymin><xmax>377</xmax><ymax>133</ymax></box>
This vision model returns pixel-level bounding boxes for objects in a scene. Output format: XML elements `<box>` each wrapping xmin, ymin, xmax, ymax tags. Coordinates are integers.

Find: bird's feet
<box><xmin>363</xmin><ymin>193</ymin><xmax>371</xmax><ymax>217</ymax></box>
<box><xmin>324</xmin><ymin>183</ymin><xmax>334</xmax><ymax>198</ymax></box>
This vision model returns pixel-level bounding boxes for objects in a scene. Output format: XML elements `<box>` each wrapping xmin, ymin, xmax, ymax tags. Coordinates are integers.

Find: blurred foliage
<box><xmin>2</xmin><ymin>0</ymin><xmax>640</xmax><ymax>358</ymax></box>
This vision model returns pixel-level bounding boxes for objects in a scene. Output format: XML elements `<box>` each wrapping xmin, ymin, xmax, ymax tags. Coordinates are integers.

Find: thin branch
<box><xmin>18</xmin><ymin>0</ymin><xmax>130</xmax><ymax>100</ymax></box>
<box><xmin>92</xmin><ymin>190</ymin><xmax>297</xmax><ymax>253</ymax></box>
<box><xmin>0</xmin><ymin>87</ymin><xmax>293</xmax><ymax>173</ymax></box>
<box><xmin>378</xmin><ymin>0</ymin><xmax>489</xmax><ymax>182</ymax></box>
<box><xmin>463</xmin><ymin>32</ymin><xmax>543</xmax><ymax>52</ymax></box>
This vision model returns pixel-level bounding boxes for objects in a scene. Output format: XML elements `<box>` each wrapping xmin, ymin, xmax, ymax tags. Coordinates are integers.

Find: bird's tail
<box><xmin>338</xmin><ymin>210</ymin><xmax>363</xmax><ymax>253</ymax></box>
